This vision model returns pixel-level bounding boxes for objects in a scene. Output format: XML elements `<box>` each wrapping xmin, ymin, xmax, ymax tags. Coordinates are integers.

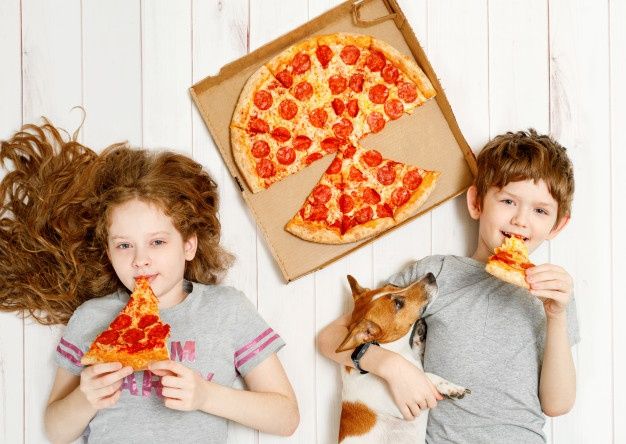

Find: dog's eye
<box><xmin>393</xmin><ymin>297</ymin><xmax>405</xmax><ymax>311</ymax></box>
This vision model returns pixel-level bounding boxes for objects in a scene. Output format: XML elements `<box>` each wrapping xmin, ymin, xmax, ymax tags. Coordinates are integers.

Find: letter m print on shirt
<box><xmin>170</xmin><ymin>341</ymin><xmax>196</xmax><ymax>362</ymax></box>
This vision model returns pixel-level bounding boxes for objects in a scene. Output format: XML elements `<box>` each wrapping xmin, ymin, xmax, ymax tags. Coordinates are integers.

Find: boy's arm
<box><xmin>317</xmin><ymin>313</ymin><xmax>441</xmax><ymax>420</ymax></box>
<box><xmin>149</xmin><ymin>354</ymin><xmax>299</xmax><ymax>437</ymax></box>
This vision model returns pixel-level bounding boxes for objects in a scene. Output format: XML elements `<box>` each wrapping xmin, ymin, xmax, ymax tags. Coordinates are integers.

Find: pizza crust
<box><xmin>230</xmin><ymin>127</ymin><xmax>265</xmax><ymax>193</ymax></box>
<box><xmin>393</xmin><ymin>171</ymin><xmax>440</xmax><ymax>224</ymax></box>
<box><xmin>265</xmin><ymin>38</ymin><xmax>318</xmax><ymax>75</ymax></box>
<box><xmin>285</xmin><ymin>217</ymin><xmax>343</xmax><ymax>244</ymax></box>
<box><xmin>231</xmin><ymin>65</ymin><xmax>274</xmax><ymax>130</ymax></box>
<box><xmin>485</xmin><ymin>260</ymin><xmax>530</xmax><ymax>289</ymax></box>
<box><xmin>341</xmin><ymin>216</ymin><xmax>396</xmax><ymax>243</ymax></box>
<box><xmin>317</xmin><ymin>32</ymin><xmax>372</xmax><ymax>49</ymax></box>
<box><xmin>81</xmin><ymin>347</ymin><xmax>169</xmax><ymax>371</ymax></box>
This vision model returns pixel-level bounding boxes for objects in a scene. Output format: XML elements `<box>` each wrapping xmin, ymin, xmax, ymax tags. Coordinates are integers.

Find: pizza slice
<box><xmin>81</xmin><ymin>277</ymin><xmax>171</xmax><ymax>371</ymax></box>
<box><xmin>485</xmin><ymin>235</ymin><xmax>535</xmax><ymax>289</ymax></box>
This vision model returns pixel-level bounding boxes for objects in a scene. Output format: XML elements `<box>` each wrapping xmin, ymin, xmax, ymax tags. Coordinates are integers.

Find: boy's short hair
<box><xmin>474</xmin><ymin>129</ymin><xmax>574</xmax><ymax>223</ymax></box>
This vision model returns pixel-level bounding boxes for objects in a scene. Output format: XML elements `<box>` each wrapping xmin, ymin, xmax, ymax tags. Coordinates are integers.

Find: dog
<box><xmin>335</xmin><ymin>273</ymin><xmax>470</xmax><ymax>443</ymax></box>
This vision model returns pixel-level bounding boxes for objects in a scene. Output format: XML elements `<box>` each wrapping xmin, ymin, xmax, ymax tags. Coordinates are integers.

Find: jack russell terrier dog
<box><xmin>335</xmin><ymin>273</ymin><xmax>470</xmax><ymax>443</ymax></box>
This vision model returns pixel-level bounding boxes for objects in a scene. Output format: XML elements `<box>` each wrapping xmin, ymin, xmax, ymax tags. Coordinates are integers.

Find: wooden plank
<box><xmin>548</xmin><ymin>0</ymin><xmax>612</xmax><ymax>441</ymax></box>
<box><xmin>610</xmin><ymin>0</ymin><xmax>626</xmax><ymax>441</ymax></box>
<box><xmin>20</xmin><ymin>1</ymin><xmax>83</xmax><ymax>442</ymax></box>
<box><xmin>190</xmin><ymin>1</ymin><xmax>257</xmax><ymax>442</ymax></box>
<box><xmin>0</xmin><ymin>1</ymin><xmax>24</xmax><ymax>442</ymax></box>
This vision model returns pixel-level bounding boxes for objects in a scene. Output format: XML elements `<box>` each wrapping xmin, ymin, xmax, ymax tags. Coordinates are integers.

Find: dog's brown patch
<box><xmin>338</xmin><ymin>401</ymin><xmax>377</xmax><ymax>442</ymax></box>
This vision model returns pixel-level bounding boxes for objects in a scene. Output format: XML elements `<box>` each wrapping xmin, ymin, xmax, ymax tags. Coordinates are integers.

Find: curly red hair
<box><xmin>0</xmin><ymin>120</ymin><xmax>233</xmax><ymax>325</ymax></box>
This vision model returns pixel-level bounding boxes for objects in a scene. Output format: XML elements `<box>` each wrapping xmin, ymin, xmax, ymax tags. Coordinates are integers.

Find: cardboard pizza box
<box><xmin>190</xmin><ymin>0</ymin><xmax>477</xmax><ymax>282</ymax></box>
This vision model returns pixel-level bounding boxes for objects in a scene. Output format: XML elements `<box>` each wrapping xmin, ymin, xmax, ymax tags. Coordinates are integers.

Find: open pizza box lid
<box><xmin>190</xmin><ymin>0</ymin><xmax>477</xmax><ymax>282</ymax></box>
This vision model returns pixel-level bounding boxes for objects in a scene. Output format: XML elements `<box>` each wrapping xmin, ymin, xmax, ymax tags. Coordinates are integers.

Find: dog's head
<box><xmin>335</xmin><ymin>273</ymin><xmax>437</xmax><ymax>353</ymax></box>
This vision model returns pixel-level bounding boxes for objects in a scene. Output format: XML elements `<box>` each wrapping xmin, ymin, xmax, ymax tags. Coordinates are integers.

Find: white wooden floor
<box><xmin>1</xmin><ymin>0</ymin><xmax>624</xmax><ymax>443</ymax></box>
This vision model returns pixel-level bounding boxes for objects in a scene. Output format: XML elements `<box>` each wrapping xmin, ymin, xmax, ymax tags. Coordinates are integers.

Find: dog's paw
<box><xmin>436</xmin><ymin>381</ymin><xmax>471</xmax><ymax>400</ymax></box>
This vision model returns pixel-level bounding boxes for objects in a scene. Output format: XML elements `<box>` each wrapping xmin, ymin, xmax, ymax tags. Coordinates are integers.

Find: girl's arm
<box><xmin>150</xmin><ymin>354</ymin><xmax>299</xmax><ymax>436</ymax></box>
<box><xmin>317</xmin><ymin>313</ymin><xmax>441</xmax><ymax>420</ymax></box>
<box><xmin>45</xmin><ymin>363</ymin><xmax>133</xmax><ymax>443</ymax></box>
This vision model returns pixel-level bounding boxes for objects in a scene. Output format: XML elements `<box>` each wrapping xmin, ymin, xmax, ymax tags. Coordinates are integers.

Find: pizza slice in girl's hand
<box><xmin>485</xmin><ymin>235</ymin><xmax>535</xmax><ymax>289</ymax></box>
<box><xmin>81</xmin><ymin>277</ymin><xmax>170</xmax><ymax>371</ymax></box>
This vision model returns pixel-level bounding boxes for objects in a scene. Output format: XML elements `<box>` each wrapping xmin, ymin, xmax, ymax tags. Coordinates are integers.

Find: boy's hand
<box><xmin>379</xmin><ymin>353</ymin><xmax>443</xmax><ymax>420</ymax></box>
<box><xmin>149</xmin><ymin>360</ymin><xmax>210</xmax><ymax>411</ymax></box>
<box><xmin>526</xmin><ymin>264</ymin><xmax>573</xmax><ymax>319</ymax></box>
<box><xmin>79</xmin><ymin>362</ymin><xmax>133</xmax><ymax>410</ymax></box>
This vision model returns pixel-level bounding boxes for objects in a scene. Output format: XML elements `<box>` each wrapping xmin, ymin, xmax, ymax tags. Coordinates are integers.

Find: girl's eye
<box><xmin>117</xmin><ymin>243</ymin><xmax>131</xmax><ymax>249</ymax></box>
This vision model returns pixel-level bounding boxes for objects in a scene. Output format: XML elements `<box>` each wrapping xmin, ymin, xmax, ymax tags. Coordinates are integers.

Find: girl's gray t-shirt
<box><xmin>389</xmin><ymin>255</ymin><xmax>580</xmax><ymax>444</ymax></box>
<box><xmin>55</xmin><ymin>281</ymin><xmax>285</xmax><ymax>443</ymax></box>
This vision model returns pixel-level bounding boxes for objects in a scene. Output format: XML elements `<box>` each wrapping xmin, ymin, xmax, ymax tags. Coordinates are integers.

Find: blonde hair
<box><xmin>0</xmin><ymin>120</ymin><xmax>233</xmax><ymax>325</ymax></box>
<box><xmin>474</xmin><ymin>129</ymin><xmax>574</xmax><ymax>223</ymax></box>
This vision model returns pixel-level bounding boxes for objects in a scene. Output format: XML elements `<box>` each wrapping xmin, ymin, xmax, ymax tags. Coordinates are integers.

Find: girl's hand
<box><xmin>149</xmin><ymin>360</ymin><xmax>210</xmax><ymax>411</ymax></box>
<box><xmin>526</xmin><ymin>264</ymin><xmax>573</xmax><ymax>319</ymax></box>
<box><xmin>79</xmin><ymin>362</ymin><xmax>134</xmax><ymax>410</ymax></box>
<box><xmin>378</xmin><ymin>353</ymin><xmax>443</xmax><ymax>420</ymax></box>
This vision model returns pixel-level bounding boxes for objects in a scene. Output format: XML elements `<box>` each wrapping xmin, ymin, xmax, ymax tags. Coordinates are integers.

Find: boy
<box><xmin>318</xmin><ymin>129</ymin><xmax>579</xmax><ymax>443</ymax></box>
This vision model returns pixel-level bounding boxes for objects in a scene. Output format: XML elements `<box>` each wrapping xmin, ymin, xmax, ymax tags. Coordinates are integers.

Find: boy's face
<box><xmin>467</xmin><ymin>179</ymin><xmax>569</xmax><ymax>262</ymax></box>
<box><xmin>106</xmin><ymin>198</ymin><xmax>197</xmax><ymax>308</ymax></box>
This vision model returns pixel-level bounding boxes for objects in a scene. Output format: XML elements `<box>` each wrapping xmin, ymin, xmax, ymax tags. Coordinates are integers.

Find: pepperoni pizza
<box><xmin>231</xmin><ymin>33</ymin><xmax>440</xmax><ymax>243</ymax></box>
<box><xmin>81</xmin><ymin>277</ymin><xmax>171</xmax><ymax>370</ymax></box>
<box><xmin>485</xmin><ymin>235</ymin><xmax>535</xmax><ymax>289</ymax></box>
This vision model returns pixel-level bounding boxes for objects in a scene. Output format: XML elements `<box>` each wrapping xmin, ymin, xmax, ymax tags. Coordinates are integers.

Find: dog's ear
<box><xmin>335</xmin><ymin>319</ymin><xmax>381</xmax><ymax>352</ymax></box>
<box><xmin>347</xmin><ymin>275</ymin><xmax>369</xmax><ymax>300</ymax></box>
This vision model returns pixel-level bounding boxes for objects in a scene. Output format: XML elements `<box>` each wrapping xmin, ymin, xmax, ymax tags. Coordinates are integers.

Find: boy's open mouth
<box><xmin>501</xmin><ymin>231</ymin><xmax>529</xmax><ymax>241</ymax></box>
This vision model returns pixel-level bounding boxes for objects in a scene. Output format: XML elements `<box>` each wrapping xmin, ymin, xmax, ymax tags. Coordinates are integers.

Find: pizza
<box><xmin>231</xmin><ymin>32</ymin><xmax>440</xmax><ymax>243</ymax></box>
<box><xmin>81</xmin><ymin>277</ymin><xmax>171</xmax><ymax>371</ymax></box>
<box><xmin>485</xmin><ymin>235</ymin><xmax>535</xmax><ymax>289</ymax></box>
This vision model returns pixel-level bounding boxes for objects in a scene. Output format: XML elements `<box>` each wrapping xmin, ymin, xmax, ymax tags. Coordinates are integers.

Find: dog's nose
<box><xmin>425</xmin><ymin>272</ymin><xmax>435</xmax><ymax>284</ymax></box>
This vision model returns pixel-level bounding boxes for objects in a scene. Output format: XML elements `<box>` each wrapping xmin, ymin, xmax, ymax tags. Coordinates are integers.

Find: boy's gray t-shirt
<box><xmin>389</xmin><ymin>255</ymin><xmax>580</xmax><ymax>444</ymax></box>
<box><xmin>55</xmin><ymin>282</ymin><xmax>285</xmax><ymax>444</ymax></box>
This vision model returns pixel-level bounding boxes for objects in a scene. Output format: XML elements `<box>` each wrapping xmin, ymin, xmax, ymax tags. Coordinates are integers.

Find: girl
<box><xmin>0</xmin><ymin>121</ymin><xmax>299</xmax><ymax>442</ymax></box>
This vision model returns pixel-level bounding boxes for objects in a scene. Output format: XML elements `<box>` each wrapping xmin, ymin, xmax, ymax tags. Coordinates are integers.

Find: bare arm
<box><xmin>150</xmin><ymin>354</ymin><xmax>299</xmax><ymax>436</ymax></box>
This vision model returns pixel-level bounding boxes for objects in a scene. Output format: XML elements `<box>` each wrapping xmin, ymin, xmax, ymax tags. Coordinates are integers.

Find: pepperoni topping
<box><xmin>148</xmin><ymin>323</ymin><xmax>170</xmax><ymax>340</ymax></box>
<box><xmin>249</xmin><ymin>117</ymin><xmax>269</xmax><ymax>134</ymax></box>
<box><xmin>367</xmin><ymin>112</ymin><xmax>385</xmax><ymax>133</ymax></box>
<box><xmin>95</xmin><ymin>330</ymin><xmax>119</xmax><ymax>345</ymax></box>
<box><xmin>366</xmin><ymin>49</ymin><xmax>386</xmax><ymax>72</ymax></box>
<box><xmin>340</xmin><ymin>45</ymin><xmax>361</xmax><ymax>65</ymax></box>
<box><xmin>251</xmin><ymin>140</ymin><xmax>270</xmax><ymax>158</ymax></box>
<box><xmin>382</xmin><ymin>64</ymin><xmax>399</xmax><ymax>84</ymax></box>
<box><xmin>316</xmin><ymin>44</ymin><xmax>333</xmax><ymax>68</ymax></box>
<box><xmin>312</xmin><ymin>184</ymin><xmax>332</xmax><ymax>204</ymax></box>
<box><xmin>332</xmin><ymin>118</ymin><xmax>353</xmax><ymax>139</ymax></box>
<box><xmin>278</xmin><ymin>99</ymin><xmax>298</xmax><ymax>120</ymax></box>
<box><xmin>341</xmin><ymin>215</ymin><xmax>357</xmax><ymax>234</ymax></box>
<box><xmin>339</xmin><ymin>194</ymin><xmax>354</xmax><ymax>213</ymax></box>
<box><xmin>309</xmin><ymin>108</ymin><xmax>328</xmax><ymax>128</ymax></box>
<box><xmin>369</xmin><ymin>84</ymin><xmax>389</xmax><ymax>104</ymax></box>
<box><xmin>138</xmin><ymin>314</ymin><xmax>159</xmax><ymax>329</ymax></box>
<box><xmin>276</xmin><ymin>69</ymin><xmax>293</xmax><ymax>88</ymax></box>
<box><xmin>392</xmin><ymin>186</ymin><xmax>411</xmax><ymax>206</ymax></box>
<box><xmin>362</xmin><ymin>149</ymin><xmax>383</xmax><ymax>167</ymax></box>
<box><xmin>110</xmin><ymin>314</ymin><xmax>132</xmax><ymax>330</ymax></box>
<box><xmin>343</xmin><ymin>144</ymin><xmax>357</xmax><ymax>158</ymax></box>
<box><xmin>332</xmin><ymin>98</ymin><xmax>345</xmax><ymax>116</ymax></box>
<box><xmin>384</xmin><ymin>98</ymin><xmax>404</xmax><ymax>120</ymax></box>
<box><xmin>293</xmin><ymin>81</ymin><xmax>313</xmax><ymax>101</ymax></box>
<box><xmin>398</xmin><ymin>81</ymin><xmax>418</xmax><ymax>103</ymax></box>
<box><xmin>293</xmin><ymin>135</ymin><xmax>312</xmax><ymax>151</ymax></box>
<box><xmin>347</xmin><ymin>99</ymin><xmax>359</xmax><ymax>117</ymax></box>
<box><xmin>377</xmin><ymin>203</ymin><xmax>394</xmax><ymax>218</ymax></box>
<box><xmin>253</xmin><ymin>90</ymin><xmax>273</xmax><ymax>110</ymax></box>
<box><xmin>355</xmin><ymin>206</ymin><xmax>373</xmax><ymax>224</ymax></box>
<box><xmin>276</xmin><ymin>146</ymin><xmax>296</xmax><ymax>165</ymax></box>
<box><xmin>256</xmin><ymin>158</ymin><xmax>276</xmax><ymax>178</ymax></box>
<box><xmin>305</xmin><ymin>152</ymin><xmax>323</xmax><ymax>165</ymax></box>
<box><xmin>349</xmin><ymin>166</ymin><xmax>365</xmax><ymax>181</ymax></box>
<box><xmin>377</xmin><ymin>164</ymin><xmax>396</xmax><ymax>185</ymax></box>
<box><xmin>292</xmin><ymin>52</ymin><xmax>311</xmax><ymax>74</ymax></box>
<box><xmin>326</xmin><ymin>157</ymin><xmax>342</xmax><ymax>174</ymax></box>
<box><xmin>271</xmin><ymin>127</ymin><xmax>291</xmax><ymax>142</ymax></box>
<box><xmin>321</xmin><ymin>137</ymin><xmax>342</xmax><ymax>153</ymax></box>
<box><xmin>349</xmin><ymin>74</ymin><xmax>364</xmax><ymax>93</ymax></box>
<box><xmin>363</xmin><ymin>187</ymin><xmax>381</xmax><ymax>204</ymax></box>
<box><xmin>307</xmin><ymin>204</ymin><xmax>328</xmax><ymax>221</ymax></box>
<box><xmin>403</xmin><ymin>169</ymin><xmax>423</xmax><ymax>190</ymax></box>
<box><xmin>122</xmin><ymin>328</ymin><xmax>145</xmax><ymax>344</ymax></box>
<box><xmin>328</xmin><ymin>75</ymin><xmax>348</xmax><ymax>94</ymax></box>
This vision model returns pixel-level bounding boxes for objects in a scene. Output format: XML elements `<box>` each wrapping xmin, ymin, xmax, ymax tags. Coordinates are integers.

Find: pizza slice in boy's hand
<box><xmin>81</xmin><ymin>277</ymin><xmax>170</xmax><ymax>371</ymax></box>
<box><xmin>485</xmin><ymin>235</ymin><xmax>534</xmax><ymax>289</ymax></box>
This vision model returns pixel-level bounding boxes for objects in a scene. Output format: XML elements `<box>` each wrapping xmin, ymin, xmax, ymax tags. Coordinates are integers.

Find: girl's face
<box><xmin>106</xmin><ymin>198</ymin><xmax>197</xmax><ymax>308</ymax></box>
